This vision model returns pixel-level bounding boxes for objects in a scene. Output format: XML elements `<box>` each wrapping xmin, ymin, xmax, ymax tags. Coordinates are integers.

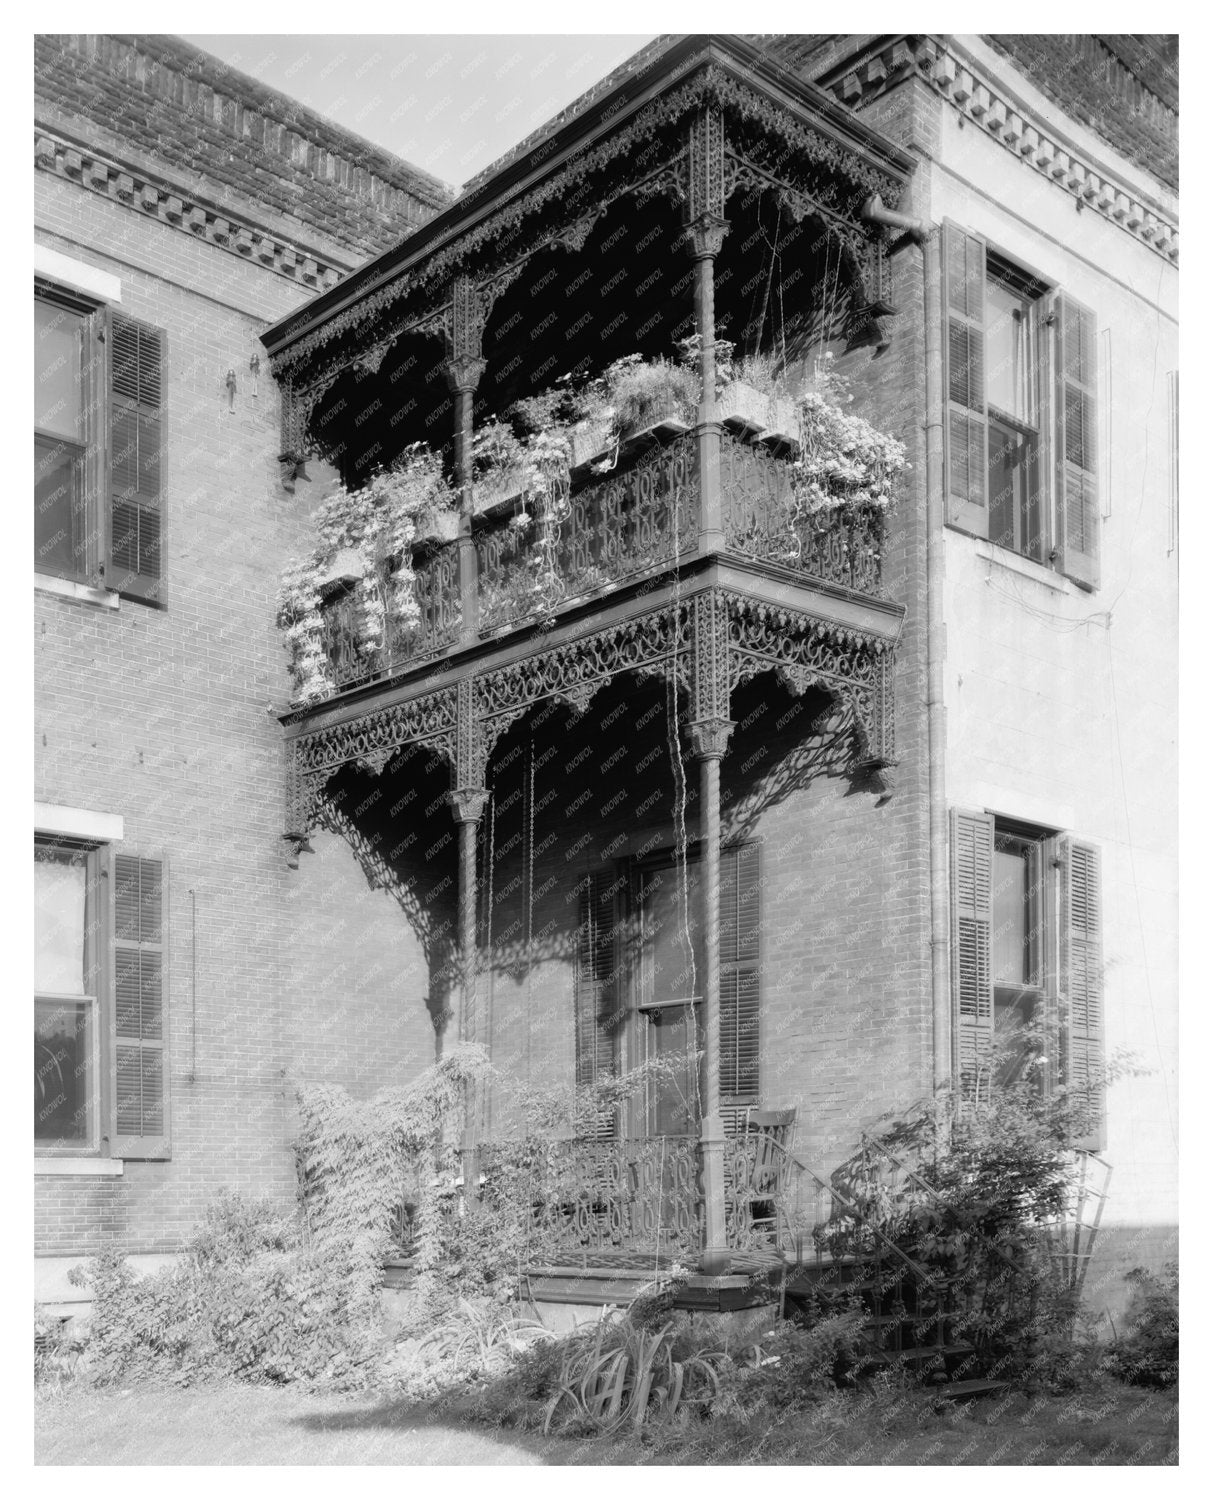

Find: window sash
<box><xmin>34</xmin><ymin>841</ymin><xmax>102</xmax><ymax>1152</ymax></box>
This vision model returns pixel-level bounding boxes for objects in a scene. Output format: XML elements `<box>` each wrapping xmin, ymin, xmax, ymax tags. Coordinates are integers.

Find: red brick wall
<box><xmin>463</xmin><ymin>665</ymin><xmax>933</xmax><ymax>1175</ymax></box>
<box><xmin>34</xmin><ymin>90</ymin><xmax>438</xmax><ymax>1258</ymax></box>
<box><xmin>982</xmin><ymin>35</ymin><xmax>1177</xmax><ymax>190</ymax></box>
<box><xmin>35</xmin><ymin>34</ymin><xmax>451</xmax><ymax>260</ymax></box>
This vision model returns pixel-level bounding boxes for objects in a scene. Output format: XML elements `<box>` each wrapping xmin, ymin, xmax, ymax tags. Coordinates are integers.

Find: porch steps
<box><xmin>933</xmin><ymin>1378</ymin><xmax>1011</xmax><ymax>1402</ymax></box>
<box><xmin>524</xmin><ymin>1263</ymin><xmax>767</xmax><ymax>1313</ymax></box>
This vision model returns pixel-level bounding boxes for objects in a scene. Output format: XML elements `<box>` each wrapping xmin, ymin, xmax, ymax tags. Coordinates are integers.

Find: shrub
<box><xmin>71</xmin><ymin>1205</ymin><xmax>387</xmax><ymax>1389</ymax></box>
<box><xmin>34</xmin><ymin>1306</ymin><xmax>85</xmax><ymax>1387</ymax></box>
<box><xmin>1107</xmin><ymin>1264</ymin><xmax>1178</xmax><ymax>1388</ymax></box>
<box><xmin>824</xmin><ymin>1034</ymin><xmax>1138</xmax><ymax>1388</ymax></box>
<box><xmin>725</xmin><ymin>1306</ymin><xmax>873</xmax><ymax>1412</ymax></box>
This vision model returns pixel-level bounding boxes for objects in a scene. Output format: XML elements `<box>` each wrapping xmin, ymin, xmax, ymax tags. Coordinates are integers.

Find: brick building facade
<box><xmin>35</xmin><ymin>34</ymin><xmax>1177</xmax><ymax>1325</ymax></box>
<box><xmin>34</xmin><ymin>33</ymin><xmax>450</xmax><ymax>1310</ymax></box>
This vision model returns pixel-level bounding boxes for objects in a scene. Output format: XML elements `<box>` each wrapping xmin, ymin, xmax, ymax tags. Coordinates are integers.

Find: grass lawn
<box><xmin>35</xmin><ymin>1383</ymin><xmax>554</xmax><ymax>1466</ymax></box>
<box><xmin>36</xmin><ymin>1379</ymin><xmax>1177</xmax><ymax>1466</ymax></box>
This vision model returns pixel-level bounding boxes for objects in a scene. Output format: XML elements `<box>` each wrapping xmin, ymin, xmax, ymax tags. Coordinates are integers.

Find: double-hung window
<box><xmin>574</xmin><ymin>844</ymin><xmax>761</xmax><ymax>1138</ymax></box>
<box><xmin>950</xmin><ymin>809</ymin><xmax>1104</xmax><ymax>1149</ymax></box>
<box><xmin>34</xmin><ymin>835</ymin><xmax>170</xmax><ymax>1159</ymax></box>
<box><xmin>34</xmin><ymin>281</ymin><xmax>167</xmax><ymax>604</ymax></box>
<box><xmin>944</xmin><ymin>223</ymin><xmax>1100</xmax><ymax>589</ymax></box>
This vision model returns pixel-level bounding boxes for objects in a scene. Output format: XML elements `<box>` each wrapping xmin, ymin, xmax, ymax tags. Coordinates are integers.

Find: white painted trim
<box><xmin>35</xmin><ymin>1157</ymin><xmax>124</xmax><ymax>1177</ymax></box>
<box><xmin>967</xmin><ymin>784</ymin><xmax>1076</xmax><ymax>838</ymax></box>
<box><xmin>35</xmin><ymin>573</ymin><xmax>119</xmax><ymax>609</ymax></box>
<box><xmin>34</xmin><ymin>243</ymin><xmax>122</xmax><ymax>304</ymax></box>
<box><xmin>35</xmin><ymin>803</ymin><xmax>124</xmax><ymax>843</ymax></box>
<box><xmin>972</xmin><ymin>538</ymin><xmax>1072</xmax><ymax>595</ymax></box>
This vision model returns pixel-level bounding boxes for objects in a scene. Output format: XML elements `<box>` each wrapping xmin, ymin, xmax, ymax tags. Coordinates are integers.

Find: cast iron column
<box><xmin>690</xmin><ymin>589</ymin><xmax>735</xmax><ymax>1272</ymax></box>
<box><xmin>448</xmin><ymin>672</ymin><xmax>487</xmax><ymax>1192</ymax></box>
<box><xmin>684</xmin><ymin>107</ymin><xmax>729</xmax><ymax>556</ymax></box>
<box><xmin>442</xmin><ymin>276</ymin><xmax>486</xmax><ymax>646</ymax></box>
<box><xmin>691</xmin><ymin>718</ymin><xmax>735</xmax><ymax>1272</ymax></box>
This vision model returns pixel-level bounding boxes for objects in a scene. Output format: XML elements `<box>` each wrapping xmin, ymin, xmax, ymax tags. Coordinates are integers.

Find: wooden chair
<box><xmin>735</xmin><ymin>1108</ymin><xmax>798</xmax><ymax>1249</ymax></box>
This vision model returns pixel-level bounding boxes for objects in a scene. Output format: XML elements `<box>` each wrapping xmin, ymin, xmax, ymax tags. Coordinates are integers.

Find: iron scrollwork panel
<box><xmin>720</xmin><ymin>435</ymin><xmax>885</xmax><ymax>594</ymax></box>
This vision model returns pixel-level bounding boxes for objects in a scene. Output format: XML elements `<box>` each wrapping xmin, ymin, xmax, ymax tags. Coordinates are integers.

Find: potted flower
<box><xmin>472</xmin><ymin>418</ymin><xmax>531</xmax><ymax>517</ymax></box>
<box><xmin>604</xmin><ymin>354</ymin><xmax>698</xmax><ymax>441</ymax></box>
<box><xmin>789</xmin><ymin>373</ymin><xmax>908</xmax><ymax>520</ymax></box>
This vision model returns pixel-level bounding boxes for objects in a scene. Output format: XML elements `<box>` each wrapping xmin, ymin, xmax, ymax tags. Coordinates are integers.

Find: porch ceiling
<box><xmin>261</xmin><ymin>34</ymin><xmax>915</xmax><ymax>389</ymax></box>
<box><xmin>282</xmin><ymin>566</ymin><xmax>903</xmax><ymax>838</ymax></box>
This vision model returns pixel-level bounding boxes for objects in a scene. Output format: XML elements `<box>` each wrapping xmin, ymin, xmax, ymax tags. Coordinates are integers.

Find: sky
<box><xmin>181</xmin><ymin>34</ymin><xmax>659</xmax><ymax>192</ymax></box>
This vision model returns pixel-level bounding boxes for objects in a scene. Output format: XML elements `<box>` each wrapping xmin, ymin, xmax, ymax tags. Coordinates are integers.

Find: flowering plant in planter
<box><xmin>277</xmin><ymin>445</ymin><xmax>456</xmax><ymax>703</ymax></box>
<box><xmin>603</xmin><ymin>354</ymin><xmax>699</xmax><ymax>436</ymax></box>
<box><xmin>790</xmin><ymin>357</ymin><xmax>908</xmax><ymax>515</ymax></box>
<box><xmin>472</xmin><ymin>419</ymin><xmax>531</xmax><ymax>514</ymax></box>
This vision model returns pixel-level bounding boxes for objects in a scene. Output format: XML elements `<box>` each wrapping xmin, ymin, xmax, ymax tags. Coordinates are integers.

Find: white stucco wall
<box><xmin>930</xmin><ymin>102</ymin><xmax>1178</xmax><ymax>1230</ymax></box>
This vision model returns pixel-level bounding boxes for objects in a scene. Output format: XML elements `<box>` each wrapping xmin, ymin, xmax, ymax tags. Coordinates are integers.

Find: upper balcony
<box><xmin>263</xmin><ymin>34</ymin><xmax>915</xmax><ymax>715</ymax></box>
<box><xmin>314</xmin><ymin>419</ymin><xmax>890</xmax><ymax>694</ymax></box>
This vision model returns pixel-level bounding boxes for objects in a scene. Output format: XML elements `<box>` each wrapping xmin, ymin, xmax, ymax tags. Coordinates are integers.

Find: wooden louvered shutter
<box><xmin>950</xmin><ymin>809</ymin><xmax>994</xmax><ymax>1105</ymax></box>
<box><xmin>720</xmin><ymin>843</ymin><xmax>761</xmax><ymax>1111</ymax></box>
<box><xmin>1052</xmin><ymin>293</ymin><xmax>1100</xmax><ymax>589</ymax></box>
<box><xmin>942</xmin><ymin>223</ymin><xmax>988</xmax><ymax>537</ymax></box>
<box><xmin>1061</xmin><ymin>838</ymin><xmax>1104</xmax><ymax>1150</ymax></box>
<box><xmin>108</xmin><ymin>312</ymin><xmax>166</xmax><ymax>605</ymax></box>
<box><xmin>575</xmin><ymin>873</ymin><xmax>617</xmax><ymax>1137</ymax></box>
<box><xmin>110</xmin><ymin>852</ymin><xmax>170</xmax><ymax>1158</ymax></box>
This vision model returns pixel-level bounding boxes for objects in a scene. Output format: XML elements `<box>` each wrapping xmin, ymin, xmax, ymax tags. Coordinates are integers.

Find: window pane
<box><xmin>986</xmin><ymin>280</ymin><xmax>1033</xmax><ymax>423</ymax></box>
<box><xmin>35</xmin><ymin>300</ymin><xmax>84</xmax><ymax>441</ymax></box>
<box><xmin>994</xmin><ymin>990</ymin><xmax>1040</xmax><ymax>1089</ymax></box>
<box><xmin>643</xmin><ymin>860</ymin><xmax>703</xmax><ymax>1004</ymax></box>
<box><xmin>35</xmin><ymin>997</ymin><xmax>96</xmax><ymax>1143</ymax></box>
<box><xmin>35</xmin><ymin>435</ymin><xmax>86</xmax><ymax>575</ymax></box>
<box><xmin>35</xmin><ymin>848</ymin><xmax>88</xmax><ymax>995</ymax></box>
<box><xmin>645</xmin><ymin>1004</ymin><xmax>700</xmax><ymax>1137</ymax></box>
<box><xmin>988</xmin><ymin>418</ymin><xmax>1042</xmax><ymax>562</ymax></box>
<box><xmin>991</xmin><ymin>845</ymin><xmax>1028</xmax><ymax>985</ymax></box>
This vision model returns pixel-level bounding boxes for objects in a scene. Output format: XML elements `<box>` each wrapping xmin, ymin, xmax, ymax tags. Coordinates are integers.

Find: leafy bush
<box><xmin>70</xmin><ymin>1209</ymin><xmax>386</xmax><ymax>1389</ymax></box>
<box><xmin>35</xmin><ymin>1306</ymin><xmax>85</xmax><ymax>1387</ymax></box>
<box><xmin>541</xmin><ymin>1315</ymin><xmax>727</xmax><ymax>1435</ymax></box>
<box><xmin>823</xmin><ymin>1030</ymin><xmax>1136</xmax><ymax>1386</ymax></box>
<box><xmin>724</xmin><ymin>1306</ymin><xmax>873</xmax><ymax>1412</ymax></box>
<box><xmin>1107</xmin><ymin>1264</ymin><xmax>1178</xmax><ymax>1388</ymax></box>
<box><xmin>382</xmin><ymin>1296</ymin><xmax>555</xmax><ymax>1401</ymax></box>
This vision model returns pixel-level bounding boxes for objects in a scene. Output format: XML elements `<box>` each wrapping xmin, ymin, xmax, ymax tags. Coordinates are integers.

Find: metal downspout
<box><xmin>920</xmin><ymin>229</ymin><xmax>950</xmax><ymax>1096</ymax></box>
<box><xmin>862</xmin><ymin>194</ymin><xmax>950</xmax><ymax>1095</ymax></box>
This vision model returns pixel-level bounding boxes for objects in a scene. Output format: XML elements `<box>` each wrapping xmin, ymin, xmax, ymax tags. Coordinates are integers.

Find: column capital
<box><xmin>447</xmin><ymin>788</ymin><xmax>489</xmax><ymax>825</ymax></box>
<box><xmin>690</xmin><ymin>717</ymin><xmax>735</xmax><ymax>760</ymax></box>
<box><xmin>444</xmin><ymin>356</ymin><xmax>486</xmax><ymax>395</ymax></box>
<box><xmin>684</xmin><ymin>214</ymin><xmax>729</xmax><ymax>261</ymax></box>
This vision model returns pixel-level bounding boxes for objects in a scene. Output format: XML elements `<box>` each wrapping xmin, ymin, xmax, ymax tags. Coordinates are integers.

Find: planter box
<box><xmin>569</xmin><ymin>417</ymin><xmax>615</xmax><ymax>470</ymax></box>
<box><xmin>474</xmin><ymin>468</ymin><xmax>530</xmax><ymax>518</ymax></box>
<box><xmin>758</xmin><ymin>397</ymin><xmax>800</xmax><ymax>449</ymax></box>
<box><xmin>622</xmin><ymin>400</ymin><xmax>693</xmax><ymax>445</ymax></box>
<box><xmin>719</xmin><ymin>380</ymin><xmax>770</xmax><ymax>434</ymax></box>
<box><xmin>412</xmin><ymin>509</ymin><xmax>459</xmax><ymax>545</ymax></box>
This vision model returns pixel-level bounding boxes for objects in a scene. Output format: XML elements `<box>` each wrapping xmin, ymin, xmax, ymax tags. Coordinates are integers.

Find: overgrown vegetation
<box><xmin>1107</xmin><ymin>1264</ymin><xmax>1178</xmax><ymax>1388</ymax></box>
<box><xmin>52</xmin><ymin>1027</ymin><xmax>1174</xmax><ymax>1448</ymax></box>
<box><xmin>820</xmin><ymin>1023</ymin><xmax>1145</xmax><ymax>1391</ymax></box>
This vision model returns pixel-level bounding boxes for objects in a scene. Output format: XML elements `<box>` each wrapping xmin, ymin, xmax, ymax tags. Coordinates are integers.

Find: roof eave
<box><xmin>262</xmin><ymin>32</ymin><xmax>914</xmax><ymax>362</ymax></box>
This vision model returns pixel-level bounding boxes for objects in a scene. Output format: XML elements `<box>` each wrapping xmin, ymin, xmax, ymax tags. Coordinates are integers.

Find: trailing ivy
<box><xmin>277</xmin><ymin>444</ymin><xmax>456</xmax><ymax>703</ymax></box>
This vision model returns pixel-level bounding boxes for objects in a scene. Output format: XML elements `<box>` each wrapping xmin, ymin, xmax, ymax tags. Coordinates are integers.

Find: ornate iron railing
<box><xmin>476</xmin><ymin>435</ymin><xmax>698</xmax><ymax>634</ymax></box>
<box><xmin>478</xmin><ymin>1134</ymin><xmax>703</xmax><ymax>1265</ymax></box>
<box><xmin>318</xmin><ymin>546</ymin><xmax>463</xmax><ymax>689</ymax></box>
<box><xmin>314</xmin><ymin>430</ymin><xmax>887</xmax><ymax>692</ymax></box>
<box><xmin>720</xmin><ymin>433</ymin><xmax>885</xmax><ymax>594</ymax></box>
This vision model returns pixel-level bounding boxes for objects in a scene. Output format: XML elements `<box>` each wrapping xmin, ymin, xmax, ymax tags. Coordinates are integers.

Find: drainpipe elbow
<box><xmin>861</xmin><ymin>194</ymin><xmax>932</xmax><ymax>245</ymax></box>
